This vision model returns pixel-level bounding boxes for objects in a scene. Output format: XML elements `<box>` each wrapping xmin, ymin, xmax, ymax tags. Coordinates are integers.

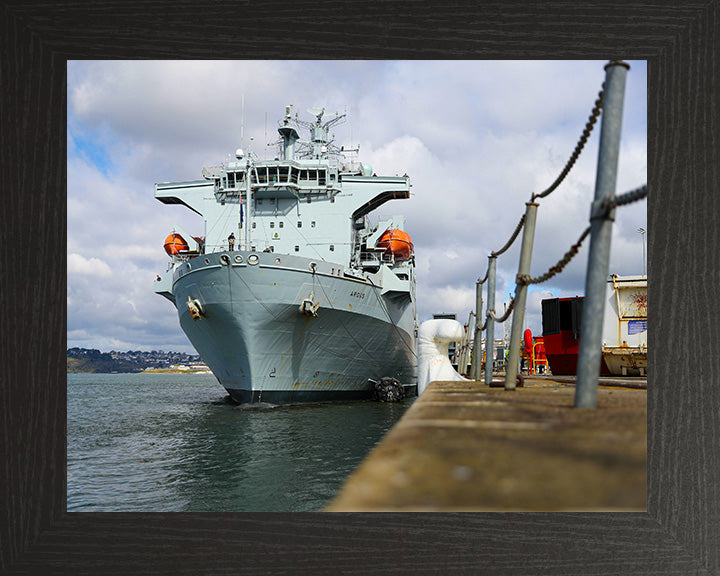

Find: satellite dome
<box><xmin>235</xmin><ymin>148</ymin><xmax>244</xmax><ymax>159</ymax></box>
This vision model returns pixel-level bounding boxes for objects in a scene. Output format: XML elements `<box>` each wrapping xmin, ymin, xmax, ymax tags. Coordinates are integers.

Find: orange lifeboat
<box><xmin>164</xmin><ymin>233</ymin><xmax>189</xmax><ymax>256</ymax></box>
<box><xmin>376</xmin><ymin>229</ymin><xmax>414</xmax><ymax>261</ymax></box>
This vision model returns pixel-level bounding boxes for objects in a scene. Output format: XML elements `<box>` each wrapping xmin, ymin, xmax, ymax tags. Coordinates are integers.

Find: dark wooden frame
<box><xmin>2</xmin><ymin>2</ymin><xmax>718</xmax><ymax>574</ymax></box>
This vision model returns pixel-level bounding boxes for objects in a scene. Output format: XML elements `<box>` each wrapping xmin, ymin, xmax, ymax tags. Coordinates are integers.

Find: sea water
<box><xmin>67</xmin><ymin>373</ymin><xmax>414</xmax><ymax>512</ymax></box>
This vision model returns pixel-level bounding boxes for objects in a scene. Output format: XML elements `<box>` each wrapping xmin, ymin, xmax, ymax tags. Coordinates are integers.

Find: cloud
<box><xmin>67</xmin><ymin>60</ymin><xmax>647</xmax><ymax>352</ymax></box>
<box><xmin>67</xmin><ymin>253</ymin><xmax>113</xmax><ymax>278</ymax></box>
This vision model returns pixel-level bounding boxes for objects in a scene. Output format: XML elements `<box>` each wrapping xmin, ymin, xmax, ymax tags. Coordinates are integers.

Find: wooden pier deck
<box><xmin>326</xmin><ymin>377</ymin><xmax>646</xmax><ymax>511</ymax></box>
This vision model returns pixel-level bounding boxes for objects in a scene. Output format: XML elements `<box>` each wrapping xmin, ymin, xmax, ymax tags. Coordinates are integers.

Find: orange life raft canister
<box><xmin>164</xmin><ymin>233</ymin><xmax>189</xmax><ymax>256</ymax></box>
<box><xmin>375</xmin><ymin>229</ymin><xmax>414</xmax><ymax>261</ymax></box>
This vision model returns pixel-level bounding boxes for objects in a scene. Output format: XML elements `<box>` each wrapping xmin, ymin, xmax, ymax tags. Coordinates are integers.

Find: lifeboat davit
<box><xmin>164</xmin><ymin>233</ymin><xmax>189</xmax><ymax>256</ymax></box>
<box><xmin>376</xmin><ymin>229</ymin><xmax>414</xmax><ymax>261</ymax></box>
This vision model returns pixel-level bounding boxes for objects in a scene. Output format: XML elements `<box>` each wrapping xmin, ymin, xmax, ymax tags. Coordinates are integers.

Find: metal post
<box><xmin>470</xmin><ymin>279</ymin><xmax>484</xmax><ymax>380</ymax></box>
<box><xmin>463</xmin><ymin>312</ymin><xmax>474</xmax><ymax>376</ymax></box>
<box><xmin>484</xmin><ymin>255</ymin><xmax>497</xmax><ymax>386</ymax></box>
<box><xmin>637</xmin><ymin>227</ymin><xmax>646</xmax><ymax>277</ymax></box>
<box><xmin>457</xmin><ymin>313</ymin><xmax>472</xmax><ymax>376</ymax></box>
<box><xmin>575</xmin><ymin>60</ymin><xmax>630</xmax><ymax>409</ymax></box>
<box><xmin>504</xmin><ymin>201</ymin><xmax>539</xmax><ymax>390</ymax></box>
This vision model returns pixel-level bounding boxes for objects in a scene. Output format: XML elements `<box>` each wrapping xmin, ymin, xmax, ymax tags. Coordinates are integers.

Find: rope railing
<box><xmin>516</xmin><ymin>226</ymin><xmax>591</xmax><ymax>286</ymax></box>
<box><xmin>477</xmin><ymin>267</ymin><xmax>489</xmax><ymax>285</ymax></box>
<box><xmin>481</xmin><ymin>79</ymin><xmax>604</xmax><ymax>277</ymax></box>
<box><xmin>512</xmin><ymin>184</ymin><xmax>647</xmax><ymax>287</ymax></box>
<box><xmin>604</xmin><ymin>183</ymin><xmax>648</xmax><ymax>210</ymax></box>
<box><xmin>531</xmin><ymin>89</ymin><xmax>604</xmax><ymax>201</ymax></box>
<box><xmin>467</xmin><ymin>60</ymin><xmax>645</xmax><ymax>408</ymax></box>
<box><xmin>491</xmin><ymin>214</ymin><xmax>526</xmax><ymax>258</ymax></box>
<box><xmin>489</xmin><ymin>298</ymin><xmax>515</xmax><ymax>323</ymax></box>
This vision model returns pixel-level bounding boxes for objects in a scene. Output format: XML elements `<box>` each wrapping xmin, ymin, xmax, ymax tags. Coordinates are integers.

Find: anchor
<box><xmin>299</xmin><ymin>291</ymin><xmax>319</xmax><ymax>317</ymax></box>
<box><xmin>186</xmin><ymin>296</ymin><xmax>204</xmax><ymax>320</ymax></box>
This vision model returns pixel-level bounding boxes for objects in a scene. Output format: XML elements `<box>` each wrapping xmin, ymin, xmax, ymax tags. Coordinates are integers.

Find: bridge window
<box><xmin>297</xmin><ymin>221</ymin><xmax>302</xmax><ymax>228</ymax></box>
<box><xmin>295</xmin><ymin>245</ymin><xmax>299</xmax><ymax>252</ymax></box>
<box><xmin>270</xmin><ymin>222</ymin><xmax>275</xmax><ymax>228</ymax></box>
<box><xmin>279</xmin><ymin>221</ymin><xmax>284</xmax><ymax>228</ymax></box>
<box><xmin>329</xmin><ymin>245</ymin><xmax>334</xmax><ymax>251</ymax></box>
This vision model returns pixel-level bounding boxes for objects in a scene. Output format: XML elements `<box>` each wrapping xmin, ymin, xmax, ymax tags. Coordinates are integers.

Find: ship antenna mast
<box><xmin>240</xmin><ymin>94</ymin><xmax>245</xmax><ymax>149</ymax></box>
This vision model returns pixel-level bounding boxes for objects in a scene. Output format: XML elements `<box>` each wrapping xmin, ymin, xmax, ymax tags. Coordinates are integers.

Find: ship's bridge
<box><xmin>213</xmin><ymin>158</ymin><xmax>372</xmax><ymax>201</ymax></box>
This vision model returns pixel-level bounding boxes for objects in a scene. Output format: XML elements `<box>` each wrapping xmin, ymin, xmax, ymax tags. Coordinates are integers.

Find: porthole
<box><xmin>204</xmin><ymin>258</ymin><xmax>210</xmax><ymax>264</ymax></box>
<box><xmin>275</xmin><ymin>258</ymin><xmax>281</xmax><ymax>264</ymax></box>
<box><xmin>248</xmin><ymin>254</ymin><xmax>259</xmax><ymax>265</ymax></box>
<box><xmin>220</xmin><ymin>254</ymin><xmax>230</xmax><ymax>265</ymax></box>
<box><xmin>309</xmin><ymin>262</ymin><xmax>317</xmax><ymax>272</ymax></box>
<box><xmin>234</xmin><ymin>255</ymin><xmax>243</xmax><ymax>263</ymax></box>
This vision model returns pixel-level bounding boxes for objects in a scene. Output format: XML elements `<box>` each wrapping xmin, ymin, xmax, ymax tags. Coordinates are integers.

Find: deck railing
<box><xmin>469</xmin><ymin>60</ymin><xmax>647</xmax><ymax>409</ymax></box>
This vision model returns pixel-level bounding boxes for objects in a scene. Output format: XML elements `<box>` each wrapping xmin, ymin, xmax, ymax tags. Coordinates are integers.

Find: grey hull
<box><xmin>172</xmin><ymin>251</ymin><xmax>417</xmax><ymax>404</ymax></box>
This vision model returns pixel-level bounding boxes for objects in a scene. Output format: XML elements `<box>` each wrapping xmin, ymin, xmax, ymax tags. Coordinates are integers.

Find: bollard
<box><xmin>484</xmin><ymin>255</ymin><xmax>497</xmax><ymax>387</ymax></box>
<box><xmin>504</xmin><ymin>202</ymin><xmax>539</xmax><ymax>390</ymax></box>
<box><xmin>575</xmin><ymin>60</ymin><xmax>630</xmax><ymax>409</ymax></box>
<box><xmin>470</xmin><ymin>279</ymin><xmax>484</xmax><ymax>381</ymax></box>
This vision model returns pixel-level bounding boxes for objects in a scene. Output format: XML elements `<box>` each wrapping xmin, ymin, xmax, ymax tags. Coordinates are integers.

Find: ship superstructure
<box><xmin>154</xmin><ymin>106</ymin><xmax>418</xmax><ymax>403</ymax></box>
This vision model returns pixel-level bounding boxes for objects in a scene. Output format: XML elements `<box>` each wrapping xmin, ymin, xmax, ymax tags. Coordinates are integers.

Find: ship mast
<box><xmin>245</xmin><ymin>156</ymin><xmax>252</xmax><ymax>250</ymax></box>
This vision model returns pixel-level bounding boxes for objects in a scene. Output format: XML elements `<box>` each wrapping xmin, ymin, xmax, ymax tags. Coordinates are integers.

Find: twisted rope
<box><xmin>488</xmin><ymin>297</ymin><xmax>515</xmax><ymax>323</ymax></box>
<box><xmin>491</xmin><ymin>214</ymin><xmax>526</xmax><ymax>258</ymax></box>
<box><xmin>477</xmin><ymin>268</ymin><xmax>489</xmax><ymax>285</ymax></box>
<box><xmin>606</xmin><ymin>184</ymin><xmax>648</xmax><ymax>210</ymax></box>
<box><xmin>515</xmin><ymin>184</ymin><xmax>646</xmax><ymax>286</ymax></box>
<box><xmin>518</xmin><ymin>226</ymin><xmax>591</xmax><ymax>286</ymax></box>
<box><xmin>532</xmin><ymin>88</ymin><xmax>604</xmax><ymax>201</ymax></box>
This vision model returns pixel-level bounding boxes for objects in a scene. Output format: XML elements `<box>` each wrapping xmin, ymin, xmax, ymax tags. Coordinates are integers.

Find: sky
<box><xmin>67</xmin><ymin>60</ymin><xmax>647</xmax><ymax>354</ymax></box>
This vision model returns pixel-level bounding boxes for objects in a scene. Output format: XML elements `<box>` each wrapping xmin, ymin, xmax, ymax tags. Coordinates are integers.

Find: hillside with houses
<box><xmin>67</xmin><ymin>348</ymin><xmax>209</xmax><ymax>373</ymax></box>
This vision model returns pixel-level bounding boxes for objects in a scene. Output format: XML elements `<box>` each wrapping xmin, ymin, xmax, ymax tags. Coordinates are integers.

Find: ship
<box><xmin>153</xmin><ymin>106</ymin><xmax>418</xmax><ymax>403</ymax></box>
